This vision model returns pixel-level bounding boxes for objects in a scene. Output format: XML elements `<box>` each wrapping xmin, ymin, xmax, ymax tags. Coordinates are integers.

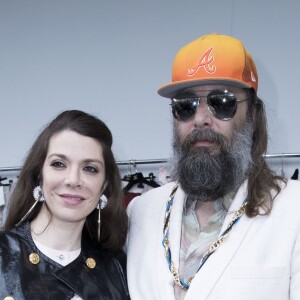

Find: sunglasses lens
<box><xmin>171</xmin><ymin>98</ymin><xmax>198</xmax><ymax>121</ymax></box>
<box><xmin>207</xmin><ymin>91</ymin><xmax>237</xmax><ymax>120</ymax></box>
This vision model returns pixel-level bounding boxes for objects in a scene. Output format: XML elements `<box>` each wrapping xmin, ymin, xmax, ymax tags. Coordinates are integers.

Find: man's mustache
<box><xmin>182</xmin><ymin>129</ymin><xmax>228</xmax><ymax>151</ymax></box>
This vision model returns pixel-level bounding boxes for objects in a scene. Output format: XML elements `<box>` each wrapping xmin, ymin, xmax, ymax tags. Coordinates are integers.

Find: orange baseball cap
<box><xmin>158</xmin><ymin>33</ymin><xmax>258</xmax><ymax>98</ymax></box>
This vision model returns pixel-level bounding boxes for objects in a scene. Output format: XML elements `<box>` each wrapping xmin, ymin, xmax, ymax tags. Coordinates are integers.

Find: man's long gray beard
<box><xmin>170</xmin><ymin>118</ymin><xmax>254</xmax><ymax>201</ymax></box>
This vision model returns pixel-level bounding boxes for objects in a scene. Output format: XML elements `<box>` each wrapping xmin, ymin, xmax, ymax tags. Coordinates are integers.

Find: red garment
<box><xmin>124</xmin><ymin>192</ymin><xmax>141</xmax><ymax>207</ymax></box>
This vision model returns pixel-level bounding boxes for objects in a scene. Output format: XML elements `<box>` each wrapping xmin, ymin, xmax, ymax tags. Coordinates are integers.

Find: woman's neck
<box><xmin>30</xmin><ymin>206</ymin><xmax>83</xmax><ymax>251</ymax></box>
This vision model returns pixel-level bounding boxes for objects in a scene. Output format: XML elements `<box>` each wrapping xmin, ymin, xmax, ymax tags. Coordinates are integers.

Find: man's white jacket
<box><xmin>126</xmin><ymin>180</ymin><xmax>300</xmax><ymax>300</ymax></box>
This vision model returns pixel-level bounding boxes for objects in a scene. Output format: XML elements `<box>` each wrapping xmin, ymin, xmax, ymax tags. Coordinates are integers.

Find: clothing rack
<box><xmin>0</xmin><ymin>153</ymin><xmax>300</xmax><ymax>173</ymax></box>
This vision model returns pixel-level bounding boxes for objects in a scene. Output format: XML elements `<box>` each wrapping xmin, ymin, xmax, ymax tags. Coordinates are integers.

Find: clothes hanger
<box><xmin>122</xmin><ymin>162</ymin><xmax>160</xmax><ymax>192</ymax></box>
<box><xmin>146</xmin><ymin>172</ymin><xmax>160</xmax><ymax>188</ymax></box>
<box><xmin>0</xmin><ymin>177</ymin><xmax>10</xmax><ymax>187</ymax></box>
<box><xmin>123</xmin><ymin>172</ymin><xmax>160</xmax><ymax>192</ymax></box>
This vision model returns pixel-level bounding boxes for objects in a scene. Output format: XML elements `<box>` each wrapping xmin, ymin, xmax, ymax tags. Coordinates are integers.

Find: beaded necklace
<box><xmin>162</xmin><ymin>184</ymin><xmax>248</xmax><ymax>289</ymax></box>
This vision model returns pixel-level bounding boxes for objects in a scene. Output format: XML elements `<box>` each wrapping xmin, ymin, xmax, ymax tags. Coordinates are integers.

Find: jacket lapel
<box><xmin>185</xmin><ymin>181</ymin><xmax>255</xmax><ymax>299</ymax></box>
<box><xmin>54</xmin><ymin>246</ymin><xmax>128</xmax><ymax>300</ymax></box>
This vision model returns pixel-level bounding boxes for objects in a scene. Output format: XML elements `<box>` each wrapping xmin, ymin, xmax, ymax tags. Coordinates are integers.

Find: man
<box><xmin>126</xmin><ymin>33</ymin><xmax>300</xmax><ymax>299</ymax></box>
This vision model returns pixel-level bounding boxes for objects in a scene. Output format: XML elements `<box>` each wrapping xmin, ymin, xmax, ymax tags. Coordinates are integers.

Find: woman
<box><xmin>0</xmin><ymin>110</ymin><xmax>130</xmax><ymax>299</ymax></box>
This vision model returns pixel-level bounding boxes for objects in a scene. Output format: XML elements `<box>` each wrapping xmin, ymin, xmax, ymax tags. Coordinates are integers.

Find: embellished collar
<box><xmin>183</xmin><ymin>190</ymin><xmax>237</xmax><ymax>216</ymax></box>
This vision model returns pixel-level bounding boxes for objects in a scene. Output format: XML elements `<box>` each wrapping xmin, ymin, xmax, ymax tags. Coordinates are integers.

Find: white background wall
<box><xmin>0</xmin><ymin>0</ymin><xmax>300</xmax><ymax>179</ymax></box>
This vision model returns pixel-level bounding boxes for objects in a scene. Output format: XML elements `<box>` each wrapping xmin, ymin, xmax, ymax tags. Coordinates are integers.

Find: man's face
<box><xmin>174</xmin><ymin>84</ymin><xmax>249</xmax><ymax>153</ymax></box>
<box><xmin>171</xmin><ymin>84</ymin><xmax>253</xmax><ymax>200</ymax></box>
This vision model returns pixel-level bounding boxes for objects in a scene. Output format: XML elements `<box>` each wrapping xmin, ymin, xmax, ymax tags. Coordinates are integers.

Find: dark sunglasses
<box><xmin>171</xmin><ymin>89</ymin><xmax>250</xmax><ymax>121</ymax></box>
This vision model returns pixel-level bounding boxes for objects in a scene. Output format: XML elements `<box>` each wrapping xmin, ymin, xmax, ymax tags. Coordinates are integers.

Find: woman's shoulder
<box><xmin>110</xmin><ymin>249</ymin><xmax>127</xmax><ymax>269</ymax></box>
<box><xmin>0</xmin><ymin>223</ymin><xmax>34</xmax><ymax>259</ymax></box>
<box><xmin>87</xmin><ymin>243</ymin><xmax>126</xmax><ymax>261</ymax></box>
<box><xmin>85</xmin><ymin>243</ymin><xmax>127</xmax><ymax>271</ymax></box>
<box><xmin>0</xmin><ymin>229</ymin><xmax>20</xmax><ymax>258</ymax></box>
<box><xmin>82</xmin><ymin>235</ymin><xmax>125</xmax><ymax>258</ymax></box>
<box><xmin>1</xmin><ymin>221</ymin><xmax>28</xmax><ymax>236</ymax></box>
<box><xmin>0</xmin><ymin>226</ymin><xmax>17</xmax><ymax>240</ymax></box>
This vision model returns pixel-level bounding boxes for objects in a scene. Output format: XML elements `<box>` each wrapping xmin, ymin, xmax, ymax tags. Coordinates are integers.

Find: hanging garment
<box><xmin>291</xmin><ymin>169</ymin><xmax>299</xmax><ymax>180</ymax></box>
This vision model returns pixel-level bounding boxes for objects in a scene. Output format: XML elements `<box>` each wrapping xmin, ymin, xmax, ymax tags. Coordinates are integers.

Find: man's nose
<box><xmin>193</xmin><ymin>99</ymin><xmax>213</xmax><ymax>128</ymax></box>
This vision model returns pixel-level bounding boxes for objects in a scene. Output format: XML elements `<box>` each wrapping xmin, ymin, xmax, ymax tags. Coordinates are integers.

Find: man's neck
<box><xmin>188</xmin><ymin>190</ymin><xmax>236</xmax><ymax>229</ymax></box>
<box><xmin>194</xmin><ymin>200</ymin><xmax>218</xmax><ymax>229</ymax></box>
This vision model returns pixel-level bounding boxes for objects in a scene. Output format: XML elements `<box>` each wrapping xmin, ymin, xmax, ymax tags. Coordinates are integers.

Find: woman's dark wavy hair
<box><xmin>246</xmin><ymin>89</ymin><xmax>286</xmax><ymax>217</ymax></box>
<box><xmin>4</xmin><ymin>110</ymin><xmax>127</xmax><ymax>251</ymax></box>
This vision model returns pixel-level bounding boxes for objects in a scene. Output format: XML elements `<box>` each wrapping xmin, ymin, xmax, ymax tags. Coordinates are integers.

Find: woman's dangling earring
<box><xmin>33</xmin><ymin>186</ymin><xmax>45</xmax><ymax>202</ymax></box>
<box><xmin>97</xmin><ymin>194</ymin><xmax>108</xmax><ymax>241</ymax></box>
<box><xmin>15</xmin><ymin>186</ymin><xmax>45</xmax><ymax>227</ymax></box>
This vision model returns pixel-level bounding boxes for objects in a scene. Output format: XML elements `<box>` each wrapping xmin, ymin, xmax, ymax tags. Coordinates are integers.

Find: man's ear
<box><xmin>252</xmin><ymin>97</ymin><xmax>263</xmax><ymax>131</ymax></box>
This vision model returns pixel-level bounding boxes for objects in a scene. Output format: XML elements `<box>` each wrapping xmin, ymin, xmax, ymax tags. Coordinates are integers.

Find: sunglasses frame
<box><xmin>170</xmin><ymin>89</ymin><xmax>250</xmax><ymax>121</ymax></box>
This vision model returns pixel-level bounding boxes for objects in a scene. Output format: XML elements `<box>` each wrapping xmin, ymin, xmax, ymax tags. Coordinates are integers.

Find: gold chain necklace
<box><xmin>162</xmin><ymin>184</ymin><xmax>248</xmax><ymax>289</ymax></box>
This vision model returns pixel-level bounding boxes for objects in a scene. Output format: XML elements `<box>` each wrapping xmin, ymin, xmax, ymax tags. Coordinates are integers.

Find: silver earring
<box><xmin>33</xmin><ymin>186</ymin><xmax>45</xmax><ymax>202</ymax></box>
<box><xmin>97</xmin><ymin>194</ymin><xmax>108</xmax><ymax>241</ymax></box>
<box><xmin>100</xmin><ymin>194</ymin><xmax>108</xmax><ymax>209</ymax></box>
<box><xmin>15</xmin><ymin>186</ymin><xmax>45</xmax><ymax>227</ymax></box>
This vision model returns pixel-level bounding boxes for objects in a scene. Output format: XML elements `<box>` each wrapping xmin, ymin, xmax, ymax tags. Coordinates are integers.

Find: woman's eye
<box><xmin>84</xmin><ymin>166</ymin><xmax>99</xmax><ymax>174</ymax></box>
<box><xmin>50</xmin><ymin>161</ymin><xmax>66</xmax><ymax>169</ymax></box>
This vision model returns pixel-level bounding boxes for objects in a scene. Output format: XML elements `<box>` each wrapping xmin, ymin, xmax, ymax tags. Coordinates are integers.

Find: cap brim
<box><xmin>157</xmin><ymin>78</ymin><xmax>252</xmax><ymax>98</ymax></box>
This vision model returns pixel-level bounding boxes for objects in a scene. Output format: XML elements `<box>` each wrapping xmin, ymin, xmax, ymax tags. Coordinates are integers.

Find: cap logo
<box><xmin>251</xmin><ymin>71</ymin><xmax>256</xmax><ymax>82</ymax></box>
<box><xmin>187</xmin><ymin>47</ymin><xmax>216</xmax><ymax>77</ymax></box>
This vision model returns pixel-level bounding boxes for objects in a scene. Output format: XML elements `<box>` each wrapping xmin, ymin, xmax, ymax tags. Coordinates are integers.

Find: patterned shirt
<box><xmin>174</xmin><ymin>192</ymin><xmax>235</xmax><ymax>300</ymax></box>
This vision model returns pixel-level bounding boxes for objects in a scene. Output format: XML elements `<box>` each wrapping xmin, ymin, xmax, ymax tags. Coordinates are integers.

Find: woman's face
<box><xmin>41</xmin><ymin>130</ymin><xmax>106</xmax><ymax>225</ymax></box>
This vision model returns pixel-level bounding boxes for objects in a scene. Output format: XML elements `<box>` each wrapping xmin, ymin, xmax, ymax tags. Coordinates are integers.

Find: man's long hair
<box><xmin>246</xmin><ymin>90</ymin><xmax>286</xmax><ymax>217</ymax></box>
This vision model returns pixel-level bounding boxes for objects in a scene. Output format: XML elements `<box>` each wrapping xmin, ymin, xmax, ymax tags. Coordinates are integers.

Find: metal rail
<box><xmin>1</xmin><ymin>153</ymin><xmax>300</xmax><ymax>172</ymax></box>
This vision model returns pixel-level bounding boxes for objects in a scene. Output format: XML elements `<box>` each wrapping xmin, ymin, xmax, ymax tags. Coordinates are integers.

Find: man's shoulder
<box><xmin>127</xmin><ymin>182</ymin><xmax>179</xmax><ymax>216</ymax></box>
<box><xmin>142</xmin><ymin>181</ymin><xmax>177</xmax><ymax>195</ymax></box>
<box><xmin>272</xmin><ymin>179</ymin><xmax>300</xmax><ymax>210</ymax></box>
<box><xmin>130</xmin><ymin>182</ymin><xmax>176</xmax><ymax>203</ymax></box>
<box><xmin>279</xmin><ymin>178</ymin><xmax>300</xmax><ymax>195</ymax></box>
